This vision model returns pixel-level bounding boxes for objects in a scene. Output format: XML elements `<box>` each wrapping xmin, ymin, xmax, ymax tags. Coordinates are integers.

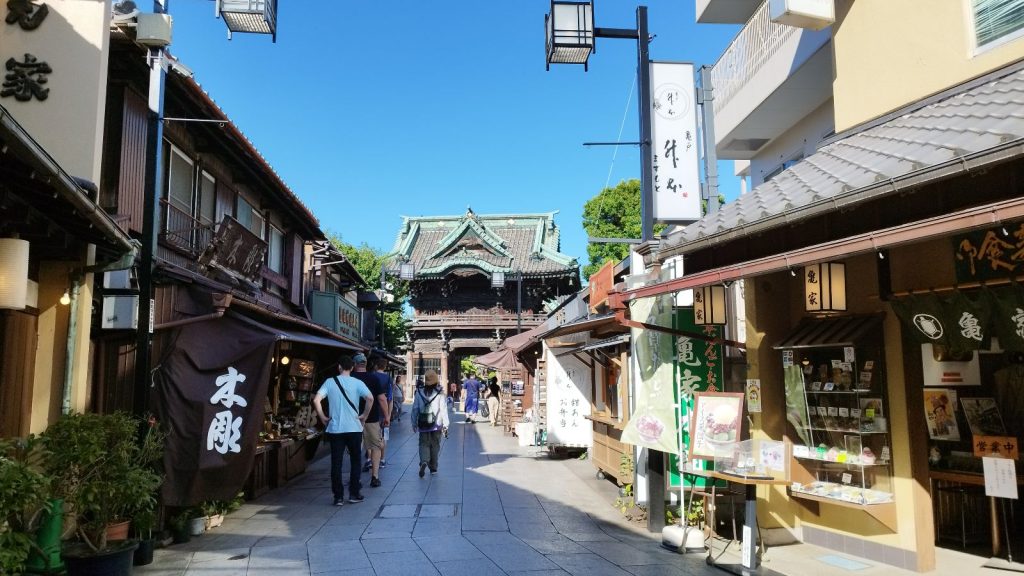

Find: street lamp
<box><xmin>545</xmin><ymin>0</ymin><xmax>655</xmax><ymax>242</ymax></box>
<box><xmin>491</xmin><ymin>270</ymin><xmax>523</xmax><ymax>333</ymax></box>
<box><xmin>379</xmin><ymin>261</ymin><xmax>414</xmax><ymax>349</ymax></box>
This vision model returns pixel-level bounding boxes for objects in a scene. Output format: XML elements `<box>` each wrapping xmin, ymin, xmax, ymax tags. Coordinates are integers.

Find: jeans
<box><xmin>418</xmin><ymin>430</ymin><xmax>442</xmax><ymax>472</ymax></box>
<box><xmin>326</xmin><ymin>432</ymin><xmax>363</xmax><ymax>499</ymax></box>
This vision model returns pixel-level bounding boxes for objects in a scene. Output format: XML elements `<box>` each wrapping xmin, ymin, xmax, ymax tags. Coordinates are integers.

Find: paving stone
<box><xmin>580</xmin><ymin>540</ymin><xmax>667</xmax><ymax>566</ymax></box>
<box><xmin>434</xmin><ymin>557</ymin><xmax>507</xmax><ymax>576</ymax></box>
<box><xmin>519</xmin><ymin>533</ymin><xmax>590</xmax><ymax>554</ymax></box>
<box><xmin>363</xmin><ymin>517</ymin><xmax>417</xmax><ymax>539</ymax></box>
<box><xmin>462</xmin><ymin>514</ymin><xmax>510</xmax><ymax>532</ymax></box>
<box><xmin>414</xmin><ymin>535</ymin><xmax>486</xmax><ymax>563</ymax></box>
<box><xmin>362</xmin><ymin>537</ymin><xmax>421</xmax><ymax>554</ymax></box>
<box><xmin>380</xmin><ymin>504</ymin><xmax>419</xmax><ymax>518</ymax></box>
<box><xmin>368</xmin><ymin>549</ymin><xmax>440</xmax><ymax>576</ymax></box>
<box><xmin>419</xmin><ymin>504</ymin><xmax>458</xmax><ymax>517</ymax></box>
<box><xmin>545</xmin><ymin>552</ymin><xmax>634</xmax><ymax>576</ymax></box>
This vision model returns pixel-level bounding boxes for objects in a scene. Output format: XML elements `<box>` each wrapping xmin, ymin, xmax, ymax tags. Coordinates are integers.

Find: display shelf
<box><xmin>789</xmin><ymin>489</ymin><xmax>898</xmax><ymax>531</ymax></box>
<box><xmin>805</xmin><ymin>427</ymin><xmax>889</xmax><ymax>434</ymax></box>
<box><xmin>806</xmin><ymin>390</ymin><xmax>872</xmax><ymax>395</ymax></box>
<box><xmin>793</xmin><ymin>454</ymin><xmax>889</xmax><ymax>467</ymax></box>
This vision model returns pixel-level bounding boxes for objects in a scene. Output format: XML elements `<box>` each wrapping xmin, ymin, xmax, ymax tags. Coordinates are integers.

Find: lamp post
<box><xmin>545</xmin><ymin>0</ymin><xmax>655</xmax><ymax>242</ymax></box>
<box><xmin>379</xmin><ymin>260</ymin><xmax>415</xmax><ymax>350</ymax></box>
<box><xmin>491</xmin><ymin>270</ymin><xmax>523</xmax><ymax>333</ymax></box>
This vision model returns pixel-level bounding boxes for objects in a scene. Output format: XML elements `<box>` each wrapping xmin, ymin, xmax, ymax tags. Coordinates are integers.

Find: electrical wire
<box><xmin>604</xmin><ymin>75</ymin><xmax>637</xmax><ymax>192</ymax></box>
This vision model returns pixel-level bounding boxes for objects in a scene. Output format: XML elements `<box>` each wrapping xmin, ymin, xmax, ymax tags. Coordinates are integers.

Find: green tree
<box><xmin>581</xmin><ymin>179</ymin><xmax>644</xmax><ymax>279</ymax></box>
<box><xmin>327</xmin><ymin>234</ymin><xmax>410</xmax><ymax>352</ymax></box>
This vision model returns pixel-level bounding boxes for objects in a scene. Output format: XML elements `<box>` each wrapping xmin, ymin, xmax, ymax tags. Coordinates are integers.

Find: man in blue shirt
<box><xmin>351</xmin><ymin>353</ymin><xmax>390</xmax><ymax>488</ymax></box>
<box><xmin>313</xmin><ymin>354</ymin><xmax>372</xmax><ymax>505</ymax></box>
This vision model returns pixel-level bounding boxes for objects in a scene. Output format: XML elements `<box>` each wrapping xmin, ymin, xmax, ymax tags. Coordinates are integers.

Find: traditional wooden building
<box><xmin>390</xmin><ymin>209</ymin><xmax>579</xmax><ymax>388</ymax></box>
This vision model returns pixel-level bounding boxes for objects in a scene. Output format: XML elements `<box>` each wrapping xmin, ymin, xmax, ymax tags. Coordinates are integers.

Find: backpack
<box><xmin>417</xmin><ymin>391</ymin><xmax>440</xmax><ymax>428</ymax></box>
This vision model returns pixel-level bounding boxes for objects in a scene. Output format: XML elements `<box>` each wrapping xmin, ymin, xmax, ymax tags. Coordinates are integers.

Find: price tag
<box><xmin>828</xmin><ymin>407</ymin><xmax>839</xmax><ymax>416</ymax></box>
<box><xmin>817</xmin><ymin>406</ymin><xmax>827</xmax><ymax>415</ymax></box>
<box><xmin>782</xmin><ymin>350</ymin><xmax>794</xmax><ymax>367</ymax></box>
<box><xmin>851</xmin><ymin>408</ymin><xmax>862</xmax><ymax>418</ymax></box>
<box><xmin>880</xmin><ymin>446</ymin><xmax>891</xmax><ymax>462</ymax></box>
<box><xmin>839</xmin><ymin>407</ymin><xmax>849</xmax><ymax>417</ymax></box>
<box><xmin>842</xmin><ymin>473</ymin><xmax>852</xmax><ymax>484</ymax></box>
<box><xmin>844</xmin><ymin>347</ymin><xmax>856</xmax><ymax>363</ymax></box>
<box><xmin>793</xmin><ymin>445</ymin><xmax>810</xmax><ymax>458</ymax></box>
<box><xmin>863</xmin><ymin>360</ymin><xmax>874</xmax><ymax>371</ymax></box>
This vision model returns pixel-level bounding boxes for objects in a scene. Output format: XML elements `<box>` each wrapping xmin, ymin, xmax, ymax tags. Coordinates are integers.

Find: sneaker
<box><xmin>380</xmin><ymin>460</ymin><xmax>388</xmax><ymax>468</ymax></box>
<box><xmin>370</xmin><ymin>476</ymin><xmax>381</xmax><ymax>488</ymax></box>
<box><xmin>418</xmin><ymin>462</ymin><xmax>427</xmax><ymax>478</ymax></box>
<box><xmin>348</xmin><ymin>493</ymin><xmax>365</xmax><ymax>503</ymax></box>
<box><xmin>333</xmin><ymin>498</ymin><xmax>345</xmax><ymax>506</ymax></box>
<box><xmin>431</xmin><ymin>470</ymin><xmax>438</xmax><ymax>476</ymax></box>
<box><xmin>362</xmin><ymin>460</ymin><xmax>372</xmax><ymax>472</ymax></box>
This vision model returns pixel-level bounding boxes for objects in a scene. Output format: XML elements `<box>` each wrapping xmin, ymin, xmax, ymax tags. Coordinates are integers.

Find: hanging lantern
<box><xmin>0</xmin><ymin>238</ymin><xmax>29</xmax><ymax>310</ymax></box>
<box><xmin>694</xmin><ymin>285</ymin><xmax>727</xmax><ymax>325</ymax></box>
<box><xmin>804</xmin><ymin>261</ymin><xmax>846</xmax><ymax>313</ymax></box>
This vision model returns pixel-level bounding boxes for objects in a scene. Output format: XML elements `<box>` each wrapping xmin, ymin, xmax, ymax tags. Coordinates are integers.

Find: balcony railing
<box><xmin>412</xmin><ymin>313</ymin><xmax>547</xmax><ymax>328</ymax></box>
<box><xmin>162</xmin><ymin>200</ymin><xmax>214</xmax><ymax>256</ymax></box>
<box><xmin>709</xmin><ymin>0</ymin><xmax>797</xmax><ymax>115</ymax></box>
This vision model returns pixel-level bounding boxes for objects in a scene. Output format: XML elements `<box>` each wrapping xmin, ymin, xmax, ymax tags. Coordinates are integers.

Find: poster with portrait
<box><xmin>924</xmin><ymin>389</ymin><xmax>961</xmax><ymax>441</ymax></box>
<box><xmin>961</xmin><ymin>397</ymin><xmax>1006</xmax><ymax>436</ymax></box>
<box><xmin>689</xmin><ymin>392</ymin><xmax>744</xmax><ymax>460</ymax></box>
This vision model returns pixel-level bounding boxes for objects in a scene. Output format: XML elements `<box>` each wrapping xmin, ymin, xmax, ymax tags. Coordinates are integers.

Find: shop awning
<box><xmin>232</xmin><ymin>312</ymin><xmax>361</xmax><ymax>351</ymax></box>
<box><xmin>581</xmin><ymin>334</ymin><xmax>630</xmax><ymax>351</ymax></box>
<box><xmin>504</xmin><ymin>323</ymin><xmax>547</xmax><ymax>352</ymax></box>
<box><xmin>539</xmin><ymin>313</ymin><xmax>619</xmax><ymax>340</ymax></box>
<box><xmin>475</xmin><ymin>347</ymin><xmax>520</xmax><ymax>370</ymax></box>
<box><xmin>773</xmin><ymin>314</ymin><xmax>884</xmax><ymax>350</ymax></box>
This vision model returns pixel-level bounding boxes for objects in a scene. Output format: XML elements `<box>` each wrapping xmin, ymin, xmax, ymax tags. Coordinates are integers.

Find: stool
<box><xmin>935</xmin><ymin>485</ymin><xmax>988</xmax><ymax>549</ymax></box>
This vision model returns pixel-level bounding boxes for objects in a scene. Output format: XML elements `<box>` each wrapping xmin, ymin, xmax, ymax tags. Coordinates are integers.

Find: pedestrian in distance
<box><xmin>312</xmin><ymin>354</ymin><xmax>372</xmax><ymax>506</ymax></box>
<box><xmin>412</xmin><ymin>370</ymin><xmax>449</xmax><ymax>478</ymax></box>
<box><xmin>463</xmin><ymin>371</ymin><xmax>482</xmax><ymax>423</ymax></box>
<box><xmin>486</xmin><ymin>381</ymin><xmax>501</xmax><ymax>427</ymax></box>
<box><xmin>370</xmin><ymin>356</ymin><xmax>394</xmax><ymax>471</ymax></box>
<box><xmin>391</xmin><ymin>374</ymin><xmax>405</xmax><ymax>423</ymax></box>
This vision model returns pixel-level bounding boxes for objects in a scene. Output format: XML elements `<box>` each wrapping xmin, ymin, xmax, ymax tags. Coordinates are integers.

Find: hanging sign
<box><xmin>975</xmin><ymin>435</ymin><xmax>1019</xmax><ymax>460</ymax></box>
<box><xmin>953</xmin><ymin>221</ymin><xmax>1024</xmax><ymax>283</ymax></box>
<box><xmin>649</xmin><ymin>61</ymin><xmax>701</xmax><ymax>223</ymax></box>
<box><xmin>622</xmin><ymin>295</ymin><xmax>678</xmax><ymax>452</ymax></box>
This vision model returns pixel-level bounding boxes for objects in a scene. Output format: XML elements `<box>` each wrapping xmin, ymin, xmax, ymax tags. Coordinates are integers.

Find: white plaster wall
<box><xmin>0</xmin><ymin>0</ymin><xmax>113</xmax><ymax>183</ymax></box>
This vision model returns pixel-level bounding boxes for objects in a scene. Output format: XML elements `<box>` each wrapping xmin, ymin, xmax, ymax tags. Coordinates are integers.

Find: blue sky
<box><xmin>167</xmin><ymin>1</ymin><xmax>740</xmax><ymax>266</ymax></box>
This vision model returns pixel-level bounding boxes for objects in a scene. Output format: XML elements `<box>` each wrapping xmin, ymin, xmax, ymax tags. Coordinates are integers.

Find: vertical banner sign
<box><xmin>545</xmin><ymin>349</ymin><xmax>593</xmax><ymax>448</ymax></box>
<box><xmin>623</xmin><ymin>295</ymin><xmax>678</xmax><ymax>453</ymax></box>
<box><xmin>649</xmin><ymin>62</ymin><xmax>701</xmax><ymax>222</ymax></box>
<box><xmin>669</xmin><ymin>309</ymin><xmax>724</xmax><ymax>488</ymax></box>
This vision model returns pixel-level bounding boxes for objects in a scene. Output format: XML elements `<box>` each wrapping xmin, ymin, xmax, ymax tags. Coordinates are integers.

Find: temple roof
<box><xmin>390</xmin><ymin>209</ymin><xmax>578</xmax><ymax>279</ymax></box>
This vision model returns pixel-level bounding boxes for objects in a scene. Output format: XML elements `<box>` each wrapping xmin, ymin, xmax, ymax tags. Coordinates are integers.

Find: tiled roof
<box><xmin>391</xmin><ymin>210</ymin><xmax>577</xmax><ymax>278</ymax></box>
<box><xmin>661</xmin><ymin>64</ymin><xmax>1024</xmax><ymax>255</ymax></box>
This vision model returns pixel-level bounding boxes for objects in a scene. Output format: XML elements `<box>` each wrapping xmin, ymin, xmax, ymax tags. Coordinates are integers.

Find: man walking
<box><xmin>352</xmin><ymin>353</ymin><xmax>390</xmax><ymax>488</ymax></box>
<box><xmin>370</xmin><ymin>356</ymin><xmax>395</xmax><ymax>470</ymax></box>
<box><xmin>462</xmin><ymin>371</ymin><xmax>482</xmax><ymax>423</ymax></box>
<box><xmin>312</xmin><ymin>355</ymin><xmax>372</xmax><ymax>505</ymax></box>
<box><xmin>412</xmin><ymin>370</ymin><xmax>449</xmax><ymax>477</ymax></box>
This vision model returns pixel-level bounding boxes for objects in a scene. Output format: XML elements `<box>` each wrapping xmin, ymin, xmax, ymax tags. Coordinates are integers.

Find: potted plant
<box><xmin>168</xmin><ymin>510</ymin><xmax>192</xmax><ymax>544</ymax></box>
<box><xmin>131</xmin><ymin>505</ymin><xmax>157</xmax><ymax>567</ymax></box>
<box><xmin>42</xmin><ymin>412</ymin><xmax>164</xmax><ymax>575</ymax></box>
<box><xmin>0</xmin><ymin>436</ymin><xmax>55</xmax><ymax>575</ymax></box>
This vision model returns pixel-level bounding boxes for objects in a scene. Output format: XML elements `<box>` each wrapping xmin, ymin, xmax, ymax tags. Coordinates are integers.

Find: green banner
<box><xmin>990</xmin><ymin>286</ymin><xmax>1024</xmax><ymax>352</ymax></box>
<box><xmin>890</xmin><ymin>291</ymin><xmax>992</xmax><ymax>353</ymax></box>
<box><xmin>622</xmin><ymin>295</ymin><xmax>678</xmax><ymax>453</ymax></box>
<box><xmin>669</xmin><ymin>308</ymin><xmax>724</xmax><ymax>489</ymax></box>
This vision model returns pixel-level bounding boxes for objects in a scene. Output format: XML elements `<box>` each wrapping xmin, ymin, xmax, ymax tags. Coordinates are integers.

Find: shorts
<box><xmin>364</xmin><ymin>421</ymin><xmax>385</xmax><ymax>451</ymax></box>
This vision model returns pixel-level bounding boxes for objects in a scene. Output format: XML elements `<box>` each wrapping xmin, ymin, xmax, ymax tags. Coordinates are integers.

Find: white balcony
<box><xmin>697</xmin><ymin>0</ymin><xmax>761</xmax><ymax>24</ymax></box>
<box><xmin>709</xmin><ymin>0</ymin><xmax>832</xmax><ymax>160</ymax></box>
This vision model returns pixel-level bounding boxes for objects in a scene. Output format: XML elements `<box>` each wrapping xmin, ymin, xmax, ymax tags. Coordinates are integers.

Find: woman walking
<box><xmin>485</xmin><ymin>381</ymin><xmax>501</xmax><ymax>427</ymax></box>
<box><xmin>411</xmin><ymin>370</ymin><xmax>449</xmax><ymax>477</ymax></box>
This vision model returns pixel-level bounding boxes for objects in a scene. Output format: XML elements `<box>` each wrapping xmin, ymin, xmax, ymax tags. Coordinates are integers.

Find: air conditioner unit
<box><xmin>136</xmin><ymin>13</ymin><xmax>173</xmax><ymax>47</ymax></box>
<box><xmin>101</xmin><ymin>295</ymin><xmax>139</xmax><ymax>330</ymax></box>
<box><xmin>769</xmin><ymin>0</ymin><xmax>834</xmax><ymax>30</ymax></box>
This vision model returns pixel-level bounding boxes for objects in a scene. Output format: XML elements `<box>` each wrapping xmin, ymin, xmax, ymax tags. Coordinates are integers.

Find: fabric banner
<box><xmin>890</xmin><ymin>291</ymin><xmax>992</xmax><ymax>353</ymax></box>
<box><xmin>990</xmin><ymin>286</ymin><xmax>1024</xmax><ymax>352</ymax></box>
<box><xmin>157</xmin><ymin>314</ymin><xmax>276</xmax><ymax>506</ymax></box>
<box><xmin>785</xmin><ymin>365</ymin><xmax>811</xmax><ymax>447</ymax></box>
<box><xmin>622</xmin><ymin>295</ymin><xmax>677</xmax><ymax>452</ymax></box>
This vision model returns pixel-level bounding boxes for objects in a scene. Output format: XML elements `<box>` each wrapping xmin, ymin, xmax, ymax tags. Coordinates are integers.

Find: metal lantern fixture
<box><xmin>804</xmin><ymin>261</ymin><xmax>846</xmax><ymax>313</ymax></box>
<box><xmin>693</xmin><ymin>285</ymin><xmax>727</xmax><ymax>325</ymax></box>
<box><xmin>0</xmin><ymin>238</ymin><xmax>29</xmax><ymax>310</ymax></box>
<box><xmin>215</xmin><ymin>0</ymin><xmax>278</xmax><ymax>42</ymax></box>
<box><xmin>491</xmin><ymin>271</ymin><xmax>506</xmax><ymax>288</ymax></box>
<box><xmin>545</xmin><ymin>0</ymin><xmax>595</xmax><ymax>70</ymax></box>
<box><xmin>399</xmin><ymin>263</ymin><xmax>416</xmax><ymax>281</ymax></box>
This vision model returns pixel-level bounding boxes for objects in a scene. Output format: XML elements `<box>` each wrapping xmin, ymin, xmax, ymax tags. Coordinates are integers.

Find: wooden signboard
<box><xmin>974</xmin><ymin>435</ymin><xmax>1019</xmax><ymax>460</ymax></box>
<box><xmin>589</xmin><ymin>261</ymin><xmax>614</xmax><ymax>312</ymax></box>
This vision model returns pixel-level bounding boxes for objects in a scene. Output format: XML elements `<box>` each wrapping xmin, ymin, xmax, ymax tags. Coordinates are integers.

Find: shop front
<box><xmin>612</xmin><ymin>64</ymin><xmax>1024</xmax><ymax>572</ymax></box>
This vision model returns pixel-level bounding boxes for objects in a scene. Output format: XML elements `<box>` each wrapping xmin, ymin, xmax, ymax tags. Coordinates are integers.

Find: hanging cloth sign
<box><xmin>890</xmin><ymin>291</ymin><xmax>991</xmax><ymax>353</ymax></box>
<box><xmin>622</xmin><ymin>294</ymin><xmax>678</xmax><ymax>453</ymax></box>
<box><xmin>989</xmin><ymin>285</ymin><xmax>1024</xmax><ymax>352</ymax></box>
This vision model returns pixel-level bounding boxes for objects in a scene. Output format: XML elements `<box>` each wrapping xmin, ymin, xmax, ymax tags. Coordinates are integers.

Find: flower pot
<box><xmin>62</xmin><ymin>540</ymin><xmax>138</xmax><ymax>576</ymax></box>
<box><xmin>188</xmin><ymin>516</ymin><xmax>206</xmax><ymax>536</ymax></box>
<box><xmin>133</xmin><ymin>538</ymin><xmax>155</xmax><ymax>566</ymax></box>
<box><xmin>105</xmin><ymin>519</ymin><xmax>130</xmax><ymax>542</ymax></box>
<box><xmin>205</xmin><ymin>513</ymin><xmax>224</xmax><ymax>530</ymax></box>
<box><xmin>25</xmin><ymin>498</ymin><xmax>65</xmax><ymax>574</ymax></box>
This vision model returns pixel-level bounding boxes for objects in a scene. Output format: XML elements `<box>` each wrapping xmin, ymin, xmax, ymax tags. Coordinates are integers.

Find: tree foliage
<box><xmin>581</xmin><ymin>179</ymin><xmax>644</xmax><ymax>279</ymax></box>
<box><xmin>327</xmin><ymin>234</ymin><xmax>410</xmax><ymax>352</ymax></box>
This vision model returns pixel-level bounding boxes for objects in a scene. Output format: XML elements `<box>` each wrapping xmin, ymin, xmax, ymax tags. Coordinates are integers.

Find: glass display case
<box><xmin>776</xmin><ymin>315</ymin><xmax>897</xmax><ymax>531</ymax></box>
<box><xmin>713</xmin><ymin>438</ymin><xmax>792</xmax><ymax>481</ymax></box>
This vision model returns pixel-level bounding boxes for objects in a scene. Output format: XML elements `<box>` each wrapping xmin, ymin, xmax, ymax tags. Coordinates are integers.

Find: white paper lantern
<box><xmin>0</xmin><ymin>238</ymin><xmax>29</xmax><ymax>310</ymax></box>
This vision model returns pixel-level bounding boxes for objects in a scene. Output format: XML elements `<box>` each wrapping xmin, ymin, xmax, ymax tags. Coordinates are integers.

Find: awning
<box><xmin>581</xmin><ymin>334</ymin><xmax>630</xmax><ymax>351</ymax></box>
<box><xmin>475</xmin><ymin>348</ymin><xmax>520</xmax><ymax>370</ymax></box>
<box><xmin>232</xmin><ymin>312</ymin><xmax>360</xmax><ymax>351</ymax></box>
<box><xmin>773</xmin><ymin>314</ymin><xmax>884</xmax><ymax>350</ymax></box>
<box><xmin>539</xmin><ymin>313</ymin><xmax>619</xmax><ymax>339</ymax></box>
<box><xmin>504</xmin><ymin>323</ymin><xmax>547</xmax><ymax>352</ymax></box>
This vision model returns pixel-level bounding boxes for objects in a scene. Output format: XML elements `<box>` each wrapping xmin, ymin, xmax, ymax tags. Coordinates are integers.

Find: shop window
<box><xmin>236</xmin><ymin>196</ymin><xmax>264</xmax><ymax>238</ymax></box>
<box><xmin>197</xmin><ymin>171</ymin><xmax>216</xmax><ymax>250</ymax></box>
<box><xmin>268</xmin><ymin>225</ymin><xmax>284</xmax><ymax>273</ymax></box>
<box><xmin>604</xmin><ymin>362</ymin><xmax>621</xmax><ymax>419</ymax></box>
<box><xmin>972</xmin><ymin>0</ymin><xmax>1024</xmax><ymax>50</ymax></box>
<box><xmin>163</xmin><ymin>144</ymin><xmax>196</xmax><ymax>249</ymax></box>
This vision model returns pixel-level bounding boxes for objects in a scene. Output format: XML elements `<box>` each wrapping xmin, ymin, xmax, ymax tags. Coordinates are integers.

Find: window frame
<box><xmin>268</xmin><ymin>224</ymin><xmax>285</xmax><ymax>274</ymax></box>
<box><xmin>165</xmin><ymin>143</ymin><xmax>195</xmax><ymax>216</ymax></box>
<box><xmin>969</xmin><ymin>0</ymin><xmax>1024</xmax><ymax>54</ymax></box>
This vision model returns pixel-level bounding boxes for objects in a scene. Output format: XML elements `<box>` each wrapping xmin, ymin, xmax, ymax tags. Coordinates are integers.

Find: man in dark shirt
<box><xmin>351</xmin><ymin>353</ymin><xmax>389</xmax><ymax>487</ymax></box>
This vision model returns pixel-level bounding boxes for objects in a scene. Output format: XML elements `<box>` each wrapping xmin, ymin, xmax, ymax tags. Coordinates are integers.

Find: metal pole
<box><xmin>516</xmin><ymin>271</ymin><xmax>522</xmax><ymax>333</ymax></box>
<box><xmin>379</xmin><ymin>262</ymin><xmax>386</xmax><ymax>349</ymax></box>
<box><xmin>134</xmin><ymin>0</ymin><xmax>168</xmax><ymax>416</ymax></box>
<box><xmin>699</xmin><ymin>65</ymin><xmax>720</xmax><ymax>215</ymax></box>
<box><xmin>636</xmin><ymin>6</ymin><xmax>655</xmax><ymax>242</ymax></box>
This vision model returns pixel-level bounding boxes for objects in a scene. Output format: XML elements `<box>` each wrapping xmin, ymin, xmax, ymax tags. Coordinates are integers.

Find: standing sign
<box><xmin>545</xmin><ymin>348</ymin><xmax>592</xmax><ymax>447</ymax></box>
<box><xmin>983</xmin><ymin>457</ymin><xmax>1019</xmax><ymax>499</ymax></box>
<box><xmin>649</xmin><ymin>62</ymin><xmax>701</xmax><ymax>223</ymax></box>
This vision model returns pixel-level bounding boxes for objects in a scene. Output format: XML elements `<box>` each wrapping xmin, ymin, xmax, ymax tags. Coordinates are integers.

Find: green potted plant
<box><xmin>41</xmin><ymin>412</ymin><xmax>164</xmax><ymax>575</ymax></box>
<box><xmin>0</xmin><ymin>436</ymin><xmax>55</xmax><ymax>575</ymax></box>
<box><xmin>168</xmin><ymin>509</ymin><xmax>192</xmax><ymax>545</ymax></box>
<box><xmin>131</xmin><ymin>506</ymin><xmax>157</xmax><ymax>567</ymax></box>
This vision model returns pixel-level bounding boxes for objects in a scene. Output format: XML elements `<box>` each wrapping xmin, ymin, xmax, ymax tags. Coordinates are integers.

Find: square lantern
<box><xmin>491</xmin><ymin>271</ymin><xmax>506</xmax><ymax>288</ymax></box>
<box><xmin>545</xmin><ymin>0</ymin><xmax>595</xmax><ymax>70</ymax></box>
<box><xmin>804</xmin><ymin>261</ymin><xmax>846</xmax><ymax>313</ymax></box>
<box><xmin>0</xmin><ymin>238</ymin><xmax>29</xmax><ymax>310</ymax></box>
<box><xmin>216</xmin><ymin>0</ymin><xmax>278</xmax><ymax>42</ymax></box>
<box><xmin>399</xmin><ymin>262</ymin><xmax>416</xmax><ymax>281</ymax></box>
<box><xmin>693</xmin><ymin>285</ymin><xmax>727</xmax><ymax>325</ymax></box>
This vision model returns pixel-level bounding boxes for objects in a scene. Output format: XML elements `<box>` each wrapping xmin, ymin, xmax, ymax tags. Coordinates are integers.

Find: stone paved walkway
<box><xmin>137</xmin><ymin>408</ymin><xmax>721</xmax><ymax>575</ymax></box>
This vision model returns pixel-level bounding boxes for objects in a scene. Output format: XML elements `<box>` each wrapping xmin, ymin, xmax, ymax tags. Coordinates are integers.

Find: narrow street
<box><xmin>137</xmin><ymin>408</ymin><xmax>718</xmax><ymax>576</ymax></box>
